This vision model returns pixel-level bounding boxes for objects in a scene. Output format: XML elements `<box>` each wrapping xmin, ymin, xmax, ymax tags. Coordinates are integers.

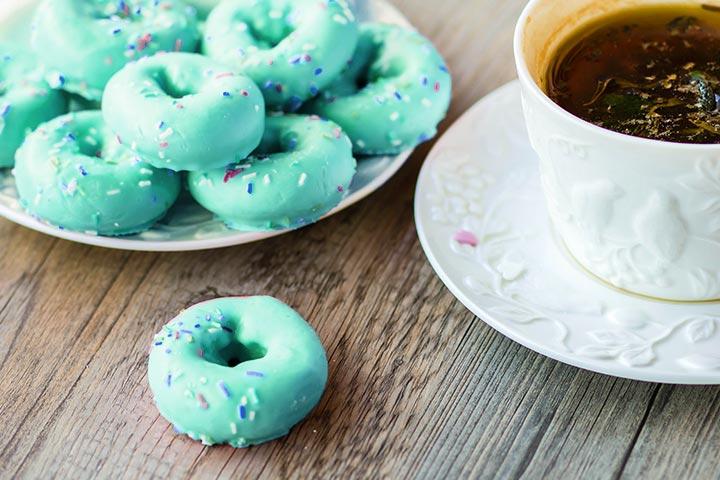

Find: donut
<box><xmin>202</xmin><ymin>0</ymin><xmax>358</xmax><ymax>111</ymax></box>
<box><xmin>102</xmin><ymin>53</ymin><xmax>265</xmax><ymax>172</ymax></box>
<box><xmin>14</xmin><ymin>111</ymin><xmax>181</xmax><ymax>235</ymax></box>
<box><xmin>148</xmin><ymin>296</ymin><xmax>328</xmax><ymax>447</ymax></box>
<box><xmin>306</xmin><ymin>23</ymin><xmax>452</xmax><ymax>155</ymax></box>
<box><xmin>0</xmin><ymin>44</ymin><xmax>67</xmax><ymax>168</ymax></box>
<box><xmin>188</xmin><ymin>114</ymin><xmax>356</xmax><ymax>231</ymax></box>
<box><xmin>31</xmin><ymin>0</ymin><xmax>200</xmax><ymax>101</ymax></box>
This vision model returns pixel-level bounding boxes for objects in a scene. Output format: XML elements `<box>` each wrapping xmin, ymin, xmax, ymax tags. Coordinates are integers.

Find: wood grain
<box><xmin>1</xmin><ymin>0</ymin><xmax>719</xmax><ymax>478</ymax></box>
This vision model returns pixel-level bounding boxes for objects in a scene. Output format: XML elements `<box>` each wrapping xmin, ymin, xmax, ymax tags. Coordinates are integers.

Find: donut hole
<box><xmin>241</xmin><ymin>11</ymin><xmax>294</xmax><ymax>49</ymax></box>
<box><xmin>215</xmin><ymin>338</ymin><xmax>267</xmax><ymax>368</ymax></box>
<box><xmin>76</xmin><ymin>128</ymin><xmax>105</xmax><ymax>159</ymax></box>
<box><xmin>154</xmin><ymin>69</ymin><xmax>198</xmax><ymax>99</ymax></box>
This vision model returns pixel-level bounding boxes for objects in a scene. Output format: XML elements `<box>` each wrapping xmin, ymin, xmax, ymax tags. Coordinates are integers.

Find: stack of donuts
<box><xmin>3</xmin><ymin>0</ymin><xmax>452</xmax><ymax>236</ymax></box>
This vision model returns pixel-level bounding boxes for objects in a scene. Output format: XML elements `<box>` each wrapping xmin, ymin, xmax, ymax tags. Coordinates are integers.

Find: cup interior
<box><xmin>516</xmin><ymin>0</ymin><xmax>704</xmax><ymax>95</ymax></box>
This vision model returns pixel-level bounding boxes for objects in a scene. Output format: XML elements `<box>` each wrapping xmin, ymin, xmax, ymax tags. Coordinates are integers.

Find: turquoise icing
<box><xmin>31</xmin><ymin>0</ymin><xmax>200</xmax><ymax>101</ymax></box>
<box><xmin>188</xmin><ymin>114</ymin><xmax>356</xmax><ymax>231</ymax></box>
<box><xmin>0</xmin><ymin>43</ymin><xmax>67</xmax><ymax>168</ymax></box>
<box><xmin>306</xmin><ymin>23</ymin><xmax>452</xmax><ymax>155</ymax></box>
<box><xmin>14</xmin><ymin>111</ymin><xmax>181</xmax><ymax>235</ymax></box>
<box><xmin>202</xmin><ymin>0</ymin><xmax>358</xmax><ymax>111</ymax></box>
<box><xmin>102</xmin><ymin>53</ymin><xmax>265</xmax><ymax>171</ymax></box>
<box><xmin>148</xmin><ymin>296</ymin><xmax>328</xmax><ymax>447</ymax></box>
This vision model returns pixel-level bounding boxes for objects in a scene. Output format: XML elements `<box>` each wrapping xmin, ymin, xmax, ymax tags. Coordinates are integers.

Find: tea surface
<box><xmin>547</xmin><ymin>4</ymin><xmax>720</xmax><ymax>143</ymax></box>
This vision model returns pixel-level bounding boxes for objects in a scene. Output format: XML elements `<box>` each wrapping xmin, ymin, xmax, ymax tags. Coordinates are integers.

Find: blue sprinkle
<box><xmin>288</xmin><ymin>95</ymin><xmax>303</xmax><ymax>112</ymax></box>
<box><xmin>314</xmin><ymin>67</ymin><xmax>323</xmax><ymax>76</ymax></box>
<box><xmin>263</xmin><ymin>80</ymin><xmax>274</xmax><ymax>89</ymax></box>
<box><xmin>65</xmin><ymin>133</ymin><xmax>76</xmax><ymax>141</ymax></box>
<box><xmin>418</xmin><ymin>133</ymin><xmax>430</xmax><ymax>142</ymax></box>
<box><xmin>288</xmin><ymin>54</ymin><xmax>302</xmax><ymax>64</ymax></box>
<box><xmin>194</xmin><ymin>323</ymin><xmax>201</xmax><ymax>328</ymax></box>
<box><xmin>222</xmin><ymin>91</ymin><xmax>231</xmax><ymax>97</ymax></box>
<box><xmin>0</xmin><ymin>104</ymin><xmax>11</xmax><ymax>117</ymax></box>
<box><xmin>166</xmin><ymin>373</ymin><xmax>172</xmax><ymax>386</ymax></box>
<box><xmin>112</xmin><ymin>28</ymin><xmax>122</xmax><ymax>35</ymax></box>
<box><xmin>165</xmin><ymin>348</ymin><xmax>172</xmax><ymax>354</ymax></box>
<box><xmin>180</xmin><ymin>329</ymin><xmax>193</xmax><ymax>334</ymax></box>
<box><xmin>78</xmin><ymin>165</ymin><xmax>88</xmax><ymax>176</ymax></box>
<box><xmin>157</xmin><ymin>121</ymin><xmax>165</xmax><ymax>130</ymax></box>
<box><xmin>218</xmin><ymin>381</ymin><xmax>231</xmax><ymax>398</ymax></box>
<box><xmin>238</xmin><ymin>405</ymin><xmax>247</xmax><ymax>420</ymax></box>
<box><xmin>154</xmin><ymin>341</ymin><xmax>163</xmax><ymax>346</ymax></box>
<box><xmin>394</xmin><ymin>91</ymin><xmax>402</xmax><ymax>101</ymax></box>
<box><xmin>439</xmin><ymin>64</ymin><xmax>449</xmax><ymax>72</ymax></box>
<box><xmin>309</xmin><ymin>85</ymin><xmax>319</xmax><ymax>96</ymax></box>
<box><xmin>247</xmin><ymin>183</ymin><xmax>253</xmax><ymax>194</ymax></box>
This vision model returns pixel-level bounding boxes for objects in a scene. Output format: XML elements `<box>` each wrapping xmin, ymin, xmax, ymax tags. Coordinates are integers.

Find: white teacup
<box><xmin>514</xmin><ymin>0</ymin><xmax>720</xmax><ymax>302</ymax></box>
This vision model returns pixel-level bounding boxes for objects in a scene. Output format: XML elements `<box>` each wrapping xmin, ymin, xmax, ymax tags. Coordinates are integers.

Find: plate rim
<box><xmin>414</xmin><ymin>80</ymin><xmax>720</xmax><ymax>385</ymax></box>
<box><xmin>0</xmin><ymin>0</ymin><xmax>414</xmax><ymax>252</ymax></box>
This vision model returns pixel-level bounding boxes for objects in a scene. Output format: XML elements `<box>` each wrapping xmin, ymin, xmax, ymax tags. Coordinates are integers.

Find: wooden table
<box><xmin>1</xmin><ymin>0</ymin><xmax>719</xmax><ymax>478</ymax></box>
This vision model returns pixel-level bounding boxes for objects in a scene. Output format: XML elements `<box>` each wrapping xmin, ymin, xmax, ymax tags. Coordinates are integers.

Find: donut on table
<box><xmin>202</xmin><ymin>0</ymin><xmax>358</xmax><ymax>111</ymax></box>
<box><xmin>14</xmin><ymin>111</ymin><xmax>181</xmax><ymax>235</ymax></box>
<box><xmin>0</xmin><ymin>44</ymin><xmax>67</xmax><ymax>168</ymax></box>
<box><xmin>148</xmin><ymin>296</ymin><xmax>328</xmax><ymax>447</ymax></box>
<box><xmin>102</xmin><ymin>53</ymin><xmax>265</xmax><ymax>172</ymax></box>
<box><xmin>188</xmin><ymin>114</ymin><xmax>357</xmax><ymax>231</ymax></box>
<box><xmin>306</xmin><ymin>23</ymin><xmax>452</xmax><ymax>155</ymax></box>
<box><xmin>31</xmin><ymin>0</ymin><xmax>200</xmax><ymax>101</ymax></box>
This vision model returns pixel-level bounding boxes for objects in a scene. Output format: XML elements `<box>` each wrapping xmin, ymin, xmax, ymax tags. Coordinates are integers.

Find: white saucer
<box><xmin>0</xmin><ymin>0</ymin><xmax>411</xmax><ymax>252</ymax></box>
<box><xmin>415</xmin><ymin>81</ymin><xmax>720</xmax><ymax>384</ymax></box>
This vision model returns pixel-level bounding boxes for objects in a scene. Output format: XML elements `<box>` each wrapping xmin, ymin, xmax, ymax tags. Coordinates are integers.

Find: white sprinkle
<box><xmin>333</xmin><ymin>14</ymin><xmax>348</xmax><ymax>24</ymax></box>
<box><xmin>390</xmin><ymin>111</ymin><xmax>400</xmax><ymax>121</ymax></box>
<box><xmin>200</xmin><ymin>377</ymin><xmax>207</xmax><ymax>384</ymax></box>
<box><xmin>158</xmin><ymin>128</ymin><xmax>174</xmax><ymax>140</ymax></box>
<box><xmin>241</xmin><ymin>395</ymin><xmax>248</xmax><ymax>405</ymax></box>
<box><xmin>242</xmin><ymin>172</ymin><xmax>257</xmax><ymax>181</ymax></box>
<box><xmin>139</xmin><ymin>168</ymin><xmax>153</xmax><ymax>175</ymax></box>
<box><xmin>248</xmin><ymin>411</ymin><xmax>255</xmax><ymax>421</ymax></box>
<box><xmin>230</xmin><ymin>422</ymin><xmax>237</xmax><ymax>434</ymax></box>
<box><xmin>298</xmin><ymin>172</ymin><xmax>307</xmax><ymax>186</ymax></box>
<box><xmin>138</xmin><ymin>180</ymin><xmax>152</xmax><ymax>188</ymax></box>
<box><xmin>422</xmin><ymin>98</ymin><xmax>432</xmax><ymax>107</ymax></box>
<box><xmin>106</xmin><ymin>189</ymin><xmax>120</xmax><ymax>196</ymax></box>
<box><xmin>263</xmin><ymin>174</ymin><xmax>271</xmax><ymax>185</ymax></box>
<box><xmin>356</xmin><ymin>139</ymin><xmax>366</xmax><ymax>148</ymax></box>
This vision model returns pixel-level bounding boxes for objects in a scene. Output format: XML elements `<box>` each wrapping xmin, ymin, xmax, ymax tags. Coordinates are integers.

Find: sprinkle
<box><xmin>248</xmin><ymin>411</ymin><xmax>255</xmax><ymax>421</ymax></box>
<box><xmin>65</xmin><ymin>133</ymin><xmax>76</xmax><ymax>142</ymax></box>
<box><xmin>389</xmin><ymin>111</ymin><xmax>400</xmax><ymax>122</ymax></box>
<box><xmin>159</xmin><ymin>141</ymin><xmax>169</xmax><ymax>149</ymax></box>
<box><xmin>230</xmin><ymin>422</ymin><xmax>237</xmax><ymax>434</ymax></box>
<box><xmin>434</xmin><ymin>81</ymin><xmax>441</xmax><ymax>92</ymax></box>
<box><xmin>197</xmin><ymin>347</ymin><xmax>204</xmax><ymax>357</ymax></box>
<box><xmin>440</xmin><ymin>64</ymin><xmax>449</xmax><ymax>73</ymax></box>
<box><xmin>240</xmin><ymin>395</ymin><xmax>248</xmax><ymax>405</ymax></box>
<box><xmin>215</xmin><ymin>72</ymin><xmax>234</xmax><ymax>80</ymax></box>
<box><xmin>137</xmin><ymin>33</ymin><xmax>153</xmax><ymax>52</ymax></box>
<box><xmin>337</xmin><ymin>185</ymin><xmax>344</xmax><ymax>192</ymax></box>
<box><xmin>111</xmin><ymin>28</ymin><xmax>122</xmax><ymax>35</ymax></box>
<box><xmin>106</xmin><ymin>189</ymin><xmax>120</xmax><ymax>196</ymax></box>
<box><xmin>77</xmin><ymin>165</ymin><xmax>88</xmax><ymax>176</ymax></box>
<box><xmin>196</xmin><ymin>393</ymin><xmax>209</xmax><ymax>409</ymax></box>
<box><xmin>238</xmin><ymin>404</ymin><xmax>247</xmax><ymax>419</ymax></box>
<box><xmin>49</xmin><ymin>73</ymin><xmax>66</xmax><ymax>88</ymax></box>
<box><xmin>166</xmin><ymin>373</ymin><xmax>172</xmax><ymax>386</ymax></box>
<box><xmin>309</xmin><ymin>85</ymin><xmax>319</xmax><ymax>96</ymax></box>
<box><xmin>298</xmin><ymin>172</ymin><xmax>307</xmax><ymax>186</ymax></box>
<box><xmin>333</xmin><ymin>128</ymin><xmax>342</xmax><ymax>139</ymax></box>
<box><xmin>0</xmin><ymin>103</ymin><xmax>11</xmax><ymax>118</ymax></box>
<box><xmin>394</xmin><ymin>91</ymin><xmax>403</xmax><ymax>101</ymax></box>
<box><xmin>154</xmin><ymin>341</ymin><xmax>163</xmax><ymax>346</ymax></box>
<box><xmin>314</xmin><ymin>67</ymin><xmax>323</xmax><ymax>76</ymax></box>
<box><xmin>158</xmin><ymin>128</ymin><xmax>174</xmax><ymax>140</ymax></box>
<box><xmin>453</xmin><ymin>229</ymin><xmax>478</xmax><ymax>247</ymax></box>
<box><xmin>222</xmin><ymin>91</ymin><xmax>231</xmax><ymax>97</ymax></box>
<box><xmin>421</xmin><ymin>76</ymin><xmax>429</xmax><ymax>86</ymax></box>
<box><xmin>218</xmin><ymin>381</ymin><xmax>231</xmax><ymax>398</ymax></box>
<box><xmin>246</xmin><ymin>371</ymin><xmax>264</xmax><ymax>378</ymax></box>
<box><xmin>247</xmin><ymin>183</ymin><xmax>254</xmax><ymax>194</ymax></box>
<box><xmin>174</xmin><ymin>38</ymin><xmax>183</xmax><ymax>51</ymax></box>
<box><xmin>240</xmin><ymin>89</ymin><xmax>249</xmax><ymax>97</ymax></box>
<box><xmin>221</xmin><ymin>325</ymin><xmax>234</xmax><ymax>333</ymax></box>
<box><xmin>422</xmin><ymin>98</ymin><xmax>432</xmax><ymax>107</ymax></box>
<box><xmin>157</xmin><ymin>121</ymin><xmax>165</xmax><ymax>130</ymax></box>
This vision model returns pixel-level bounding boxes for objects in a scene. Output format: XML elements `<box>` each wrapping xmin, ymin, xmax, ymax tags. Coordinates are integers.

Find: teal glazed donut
<box><xmin>148</xmin><ymin>296</ymin><xmax>328</xmax><ymax>447</ymax></box>
<box><xmin>307</xmin><ymin>23</ymin><xmax>452</xmax><ymax>155</ymax></box>
<box><xmin>188</xmin><ymin>114</ymin><xmax>356</xmax><ymax>231</ymax></box>
<box><xmin>0</xmin><ymin>44</ymin><xmax>67</xmax><ymax>168</ymax></box>
<box><xmin>14</xmin><ymin>111</ymin><xmax>181</xmax><ymax>235</ymax></box>
<box><xmin>31</xmin><ymin>0</ymin><xmax>200</xmax><ymax>101</ymax></box>
<box><xmin>102</xmin><ymin>53</ymin><xmax>265</xmax><ymax>171</ymax></box>
<box><xmin>202</xmin><ymin>0</ymin><xmax>358</xmax><ymax>111</ymax></box>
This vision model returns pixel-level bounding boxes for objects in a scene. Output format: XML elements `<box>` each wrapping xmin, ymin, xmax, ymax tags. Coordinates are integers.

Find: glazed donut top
<box><xmin>32</xmin><ymin>0</ymin><xmax>200</xmax><ymax>100</ymax></box>
<box><xmin>203</xmin><ymin>0</ymin><xmax>358</xmax><ymax>111</ymax></box>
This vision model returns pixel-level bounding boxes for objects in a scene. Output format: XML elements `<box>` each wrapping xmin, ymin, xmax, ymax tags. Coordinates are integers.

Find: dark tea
<box><xmin>547</xmin><ymin>3</ymin><xmax>720</xmax><ymax>144</ymax></box>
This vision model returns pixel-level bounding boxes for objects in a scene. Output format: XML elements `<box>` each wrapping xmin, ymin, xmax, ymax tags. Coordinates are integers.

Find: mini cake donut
<box><xmin>0</xmin><ymin>44</ymin><xmax>67</xmax><ymax>168</ymax></box>
<box><xmin>102</xmin><ymin>53</ymin><xmax>265</xmax><ymax>171</ymax></box>
<box><xmin>188</xmin><ymin>114</ymin><xmax>356</xmax><ymax>231</ymax></box>
<box><xmin>31</xmin><ymin>0</ymin><xmax>200</xmax><ymax>101</ymax></box>
<box><xmin>306</xmin><ymin>23</ymin><xmax>452</xmax><ymax>155</ymax></box>
<box><xmin>148</xmin><ymin>296</ymin><xmax>328</xmax><ymax>447</ymax></box>
<box><xmin>14</xmin><ymin>111</ymin><xmax>181</xmax><ymax>235</ymax></box>
<box><xmin>202</xmin><ymin>0</ymin><xmax>358</xmax><ymax>111</ymax></box>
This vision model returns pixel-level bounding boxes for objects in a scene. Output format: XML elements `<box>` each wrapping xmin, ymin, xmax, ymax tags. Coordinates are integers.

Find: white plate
<box><xmin>0</xmin><ymin>0</ymin><xmax>412</xmax><ymax>251</ymax></box>
<box><xmin>415</xmin><ymin>81</ymin><xmax>720</xmax><ymax>384</ymax></box>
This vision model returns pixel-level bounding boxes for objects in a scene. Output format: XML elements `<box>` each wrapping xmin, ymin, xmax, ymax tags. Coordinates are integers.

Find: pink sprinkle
<box><xmin>175</xmin><ymin>103</ymin><xmax>184</xmax><ymax>109</ymax></box>
<box><xmin>197</xmin><ymin>348</ymin><xmax>204</xmax><ymax>357</ymax></box>
<box><xmin>174</xmin><ymin>330</ymin><xmax>180</xmax><ymax>339</ymax></box>
<box><xmin>223</xmin><ymin>168</ymin><xmax>244</xmax><ymax>183</ymax></box>
<box><xmin>333</xmin><ymin>128</ymin><xmax>341</xmax><ymax>139</ymax></box>
<box><xmin>453</xmin><ymin>229</ymin><xmax>478</xmax><ymax>247</ymax></box>
<box><xmin>137</xmin><ymin>33</ymin><xmax>153</xmax><ymax>52</ymax></box>
<box><xmin>196</xmin><ymin>393</ymin><xmax>208</xmax><ymax>409</ymax></box>
<box><xmin>275</xmin><ymin>84</ymin><xmax>283</xmax><ymax>93</ymax></box>
<box><xmin>434</xmin><ymin>81</ymin><xmax>441</xmax><ymax>92</ymax></box>
<box><xmin>174</xmin><ymin>38</ymin><xmax>183</xmax><ymax>52</ymax></box>
<box><xmin>337</xmin><ymin>185</ymin><xmax>344</xmax><ymax>192</ymax></box>
<box><xmin>240</xmin><ymin>89</ymin><xmax>249</xmax><ymax>97</ymax></box>
<box><xmin>159</xmin><ymin>141</ymin><xmax>169</xmax><ymax>149</ymax></box>
<box><xmin>215</xmin><ymin>72</ymin><xmax>234</xmax><ymax>79</ymax></box>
